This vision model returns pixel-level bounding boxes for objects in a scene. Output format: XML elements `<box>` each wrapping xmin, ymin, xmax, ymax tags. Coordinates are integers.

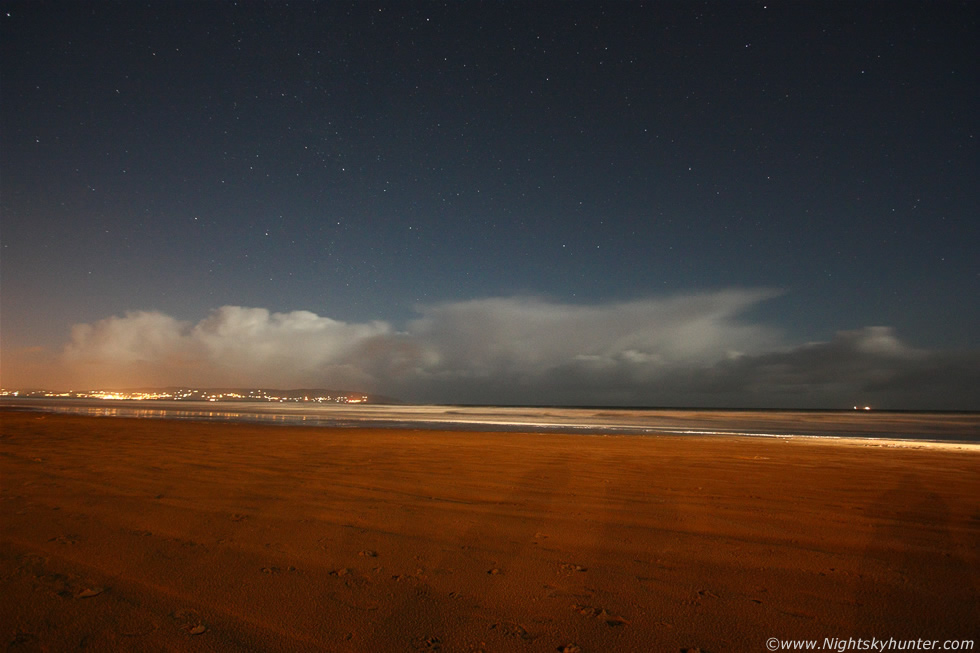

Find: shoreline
<box><xmin>4</xmin><ymin>399</ymin><xmax>979</xmax><ymax>444</ymax></box>
<box><xmin>2</xmin><ymin>411</ymin><xmax>978</xmax><ymax>651</ymax></box>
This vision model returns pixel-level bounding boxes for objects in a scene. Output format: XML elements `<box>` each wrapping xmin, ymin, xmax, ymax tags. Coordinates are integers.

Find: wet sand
<box><xmin>1</xmin><ymin>410</ymin><xmax>978</xmax><ymax>651</ymax></box>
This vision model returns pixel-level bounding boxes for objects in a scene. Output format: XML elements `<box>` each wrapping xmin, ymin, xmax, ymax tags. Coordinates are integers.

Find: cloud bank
<box><xmin>29</xmin><ymin>291</ymin><xmax>980</xmax><ymax>409</ymax></box>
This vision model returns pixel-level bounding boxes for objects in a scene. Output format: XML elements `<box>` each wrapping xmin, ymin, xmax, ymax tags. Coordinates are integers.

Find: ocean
<box><xmin>3</xmin><ymin>399</ymin><xmax>978</xmax><ymax>443</ymax></box>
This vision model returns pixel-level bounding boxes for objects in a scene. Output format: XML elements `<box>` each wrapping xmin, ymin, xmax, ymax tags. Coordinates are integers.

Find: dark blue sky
<box><xmin>2</xmin><ymin>1</ymin><xmax>977</xmax><ymax>407</ymax></box>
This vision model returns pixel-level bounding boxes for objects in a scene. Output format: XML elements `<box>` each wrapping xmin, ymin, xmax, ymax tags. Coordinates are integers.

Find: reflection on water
<box><xmin>3</xmin><ymin>399</ymin><xmax>978</xmax><ymax>443</ymax></box>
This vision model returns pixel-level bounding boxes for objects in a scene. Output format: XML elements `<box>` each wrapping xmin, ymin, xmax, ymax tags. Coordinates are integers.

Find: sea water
<box><xmin>3</xmin><ymin>399</ymin><xmax>978</xmax><ymax>443</ymax></box>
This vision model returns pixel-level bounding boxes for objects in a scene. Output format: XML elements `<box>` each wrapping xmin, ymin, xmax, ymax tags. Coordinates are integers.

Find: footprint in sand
<box><xmin>9</xmin><ymin>632</ymin><xmax>39</xmax><ymax>647</ymax></box>
<box><xmin>75</xmin><ymin>587</ymin><xmax>105</xmax><ymax>598</ymax></box>
<box><xmin>172</xmin><ymin>609</ymin><xmax>208</xmax><ymax>636</ymax></box>
<box><xmin>490</xmin><ymin>622</ymin><xmax>537</xmax><ymax>641</ymax></box>
<box><xmin>17</xmin><ymin>553</ymin><xmax>48</xmax><ymax>573</ymax></box>
<box><xmin>573</xmin><ymin>604</ymin><xmax>630</xmax><ymax>627</ymax></box>
<box><xmin>685</xmin><ymin>589</ymin><xmax>719</xmax><ymax>606</ymax></box>
<box><xmin>330</xmin><ymin>568</ymin><xmax>367</xmax><ymax>588</ymax></box>
<box><xmin>412</xmin><ymin>635</ymin><xmax>442</xmax><ymax>650</ymax></box>
<box><xmin>558</xmin><ymin>562</ymin><xmax>588</xmax><ymax>574</ymax></box>
<box><xmin>34</xmin><ymin>570</ymin><xmax>103</xmax><ymax>600</ymax></box>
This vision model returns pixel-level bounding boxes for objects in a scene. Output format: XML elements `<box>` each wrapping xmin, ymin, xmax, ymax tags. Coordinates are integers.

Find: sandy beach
<box><xmin>1</xmin><ymin>410</ymin><xmax>978</xmax><ymax>651</ymax></box>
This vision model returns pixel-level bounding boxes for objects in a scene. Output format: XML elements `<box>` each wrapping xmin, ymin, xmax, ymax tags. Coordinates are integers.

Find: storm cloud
<box><xmin>50</xmin><ymin>291</ymin><xmax>979</xmax><ymax>409</ymax></box>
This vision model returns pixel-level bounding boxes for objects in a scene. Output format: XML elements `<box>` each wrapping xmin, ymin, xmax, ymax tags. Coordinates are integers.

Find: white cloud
<box><xmin>63</xmin><ymin>306</ymin><xmax>390</xmax><ymax>389</ymax></box>
<box><xmin>404</xmin><ymin>290</ymin><xmax>781</xmax><ymax>377</ymax></box>
<box><xmin>65</xmin><ymin>311</ymin><xmax>189</xmax><ymax>364</ymax></box>
<box><xmin>52</xmin><ymin>292</ymin><xmax>979</xmax><ymax>409</ymax></box>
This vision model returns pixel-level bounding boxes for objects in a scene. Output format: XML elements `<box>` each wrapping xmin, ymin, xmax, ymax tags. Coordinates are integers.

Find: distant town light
<box><xmin>2</xmin><ymin>388</ymin><xmax>373</xmax><ymax>404</ymax></box>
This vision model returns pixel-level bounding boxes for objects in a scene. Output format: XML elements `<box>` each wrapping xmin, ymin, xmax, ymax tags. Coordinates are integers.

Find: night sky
<box><xmin>2</xmin><ymin>1</ymin><xmax>977</xmax><ymax>408</ymax></box>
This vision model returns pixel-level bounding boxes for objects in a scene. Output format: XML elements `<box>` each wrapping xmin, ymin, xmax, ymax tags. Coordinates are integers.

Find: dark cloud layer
<box><xmin>9</xmin><ymin>291</ymin><xmax>976</xmax><ymax>409</ymax></box>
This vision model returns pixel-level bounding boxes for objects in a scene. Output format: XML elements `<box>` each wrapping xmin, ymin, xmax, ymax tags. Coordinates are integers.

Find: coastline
<box><xmin>4</xmin><ymin>398</ymin><xmax>980</xmax><ymax>443</ymax></box>
<box><xmin>2</xmin><ymin>410</ymin><xmax>978</xmax><ymax>651</ymax></box>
